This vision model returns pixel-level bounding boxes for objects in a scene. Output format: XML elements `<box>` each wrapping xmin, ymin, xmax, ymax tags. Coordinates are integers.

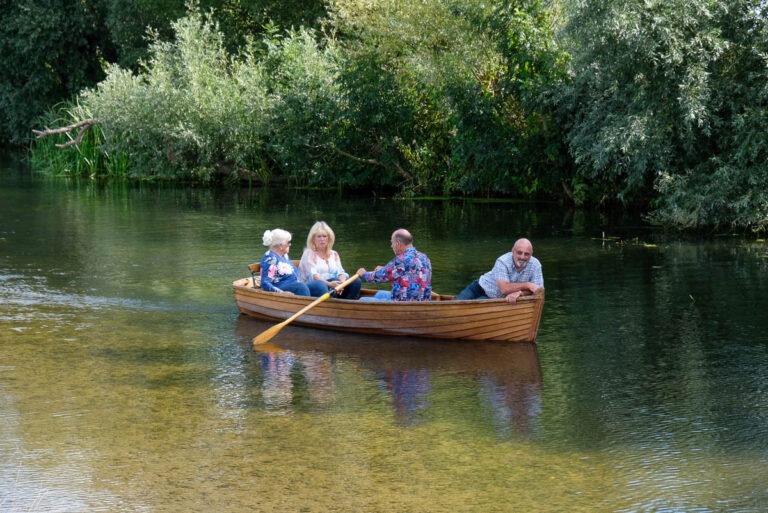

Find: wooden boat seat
<box><xmin>247</xmin><ymin>263</ymin><xmax>262</xmax><ymax>288</ymax></box>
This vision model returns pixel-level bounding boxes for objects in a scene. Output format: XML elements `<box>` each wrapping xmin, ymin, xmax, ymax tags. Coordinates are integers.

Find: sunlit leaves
<box><xmin>81</xmin><ymin>6</ymin><xmax>272</xmax><ymax>181</ymax></box>
<box><xmin>329</xmin><ymin>0</ymin><xmax>566</xmax><ymax>196</ymax></box>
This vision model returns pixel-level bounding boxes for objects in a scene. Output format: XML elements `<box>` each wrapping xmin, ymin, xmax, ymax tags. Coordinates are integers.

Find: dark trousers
<box><xmin>307</xmin><ymin>278</ymin><xmax>362</xmax><ymax>300</ymax></box>
<box><xmin>455</xmin><ymin>279</ymin><xmax>489</xmax><ymax>300</ymax></box>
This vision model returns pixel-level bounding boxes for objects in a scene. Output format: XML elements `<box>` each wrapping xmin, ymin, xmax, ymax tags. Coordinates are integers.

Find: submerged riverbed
<box><xmin>2</xmin><ymin>158</ymin><xmax>768</xmax><ymax>512</ymax></box>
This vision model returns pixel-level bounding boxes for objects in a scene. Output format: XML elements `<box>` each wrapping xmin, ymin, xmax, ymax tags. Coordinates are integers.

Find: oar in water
<box><xmin>252</xmin><ymin>274</ymin><xmax>360</xmax><ymax>346</ymax></box>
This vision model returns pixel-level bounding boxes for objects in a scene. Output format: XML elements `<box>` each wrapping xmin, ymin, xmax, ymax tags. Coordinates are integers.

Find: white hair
<box><xmin>262</xmin><ymin>228</ymin><xmax>291</xmax><ymax>247</ymax></box>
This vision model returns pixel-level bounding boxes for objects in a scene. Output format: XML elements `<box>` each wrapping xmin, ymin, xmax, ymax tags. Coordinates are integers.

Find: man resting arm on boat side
<box><xmin>455</xmin><ymin>238</ymin><xmax>543</xmax><ymax>304</ymax></box>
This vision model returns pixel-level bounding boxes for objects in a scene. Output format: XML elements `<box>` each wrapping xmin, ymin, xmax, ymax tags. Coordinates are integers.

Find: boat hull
<box><xmin>233</xmin><ymin>278</ymin><xmax>544</xmax><ymax>343</ymax></box>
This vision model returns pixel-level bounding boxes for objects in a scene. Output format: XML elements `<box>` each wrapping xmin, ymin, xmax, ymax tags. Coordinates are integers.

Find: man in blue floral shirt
<box><xmin>357</xmin><ymin>229</ymin><xmax>432</xmax><ymax>301</ymax></box>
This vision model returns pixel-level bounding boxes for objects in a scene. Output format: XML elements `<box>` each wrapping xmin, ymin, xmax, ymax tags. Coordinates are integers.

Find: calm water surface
<box><xmin>2</xmin><ymin>154</ymin><xmax>768</xmax><ymax>512</ymax></box>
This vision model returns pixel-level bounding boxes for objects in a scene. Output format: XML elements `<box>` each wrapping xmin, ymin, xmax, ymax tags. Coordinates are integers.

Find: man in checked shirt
<box><xmin>455</xmin><ymin>238</ymin><xmax>544</xmax><ymax>303</ymax></box>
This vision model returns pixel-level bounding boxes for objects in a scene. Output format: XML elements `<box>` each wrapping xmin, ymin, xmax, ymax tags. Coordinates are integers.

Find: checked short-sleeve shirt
<box><xmin>478</xmin><ymin>253</ymin><xmax>543</xmax><ymax>299</ymax></box>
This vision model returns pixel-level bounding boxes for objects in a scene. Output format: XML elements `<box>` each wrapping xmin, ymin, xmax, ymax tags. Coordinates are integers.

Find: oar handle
<box><xmin>331</xmin><ymin>273</ymin><xmax>359</xmax><ymax>294</ymax></box>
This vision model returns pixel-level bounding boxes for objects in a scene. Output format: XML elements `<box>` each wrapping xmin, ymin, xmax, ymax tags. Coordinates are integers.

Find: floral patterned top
<box><xmin>260</xmin><ymin>250</ymin><xmax>300</xmax><ymax>292</ymax></box>
<box><xmin>298</xmin><ymin>248</ymin><xmax>348</xmax><ymax>282</ymax></box>
<box><xmin>361</xmin><ymin>247</ymin><xmax>432</xmax><ymax>301</ymax></box>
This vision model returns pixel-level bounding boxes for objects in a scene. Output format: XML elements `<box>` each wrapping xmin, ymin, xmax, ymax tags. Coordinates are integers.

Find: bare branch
<box><xmin>333</xmin><ymin>147</ymin><xmax>387</xmax><ymax>168</ymax></box>
<box><xmin>333</xmin><ymin>147</ymin><xmax>411</xmax><ymax>179</ymax></box>
<box><xmin>32</xmin><ymin>119</ymin><xmax>101</xmax><ymax>148</ymax></box>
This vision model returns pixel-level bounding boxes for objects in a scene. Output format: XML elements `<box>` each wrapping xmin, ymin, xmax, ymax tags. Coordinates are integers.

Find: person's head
<box><xmin>512</xmin><ymin>238</ymin><xmax>534</xmax><ymax>270</ymax></box>
<box><xmin>306</xmin><ymin>221</ymin><xmax>336</xmax><ymax>252</ymax></box>
<box><xmin>390</xmin><ymin>228</ymin><xmax>413</xmax><ymax>255</ymax></box>
<box><xmin>263</xmin><ymin>228</ymin><xmax>292</xmax><ymax>255</ymax></box>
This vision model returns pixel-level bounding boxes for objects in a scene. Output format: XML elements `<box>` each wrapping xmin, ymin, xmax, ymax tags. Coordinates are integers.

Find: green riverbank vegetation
<box><xmin>11</xmin><ymin>0</ymin><xmax>768</xmax><ymax>232</ymax></box>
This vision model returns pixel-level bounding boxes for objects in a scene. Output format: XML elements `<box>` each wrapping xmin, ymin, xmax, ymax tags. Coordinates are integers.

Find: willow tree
<box><xmin>562</xmin><ymin>0</ymin><xmax>768</xmax><ymax>231</ymax></box>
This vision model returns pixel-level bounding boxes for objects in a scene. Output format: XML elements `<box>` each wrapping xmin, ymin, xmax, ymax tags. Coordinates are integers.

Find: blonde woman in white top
<box><xmin>299</xmin><ymin>221</ymin><xmax>362</xmax><ymax>299</ymax></box>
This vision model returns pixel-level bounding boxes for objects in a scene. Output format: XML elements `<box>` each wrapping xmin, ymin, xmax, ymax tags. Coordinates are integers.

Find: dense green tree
<box><xmin>236</xmin><ymin>0</ymin><xmax>327</xmax><ymax>32</ymax></box>
<box><xmin>329</xmin><ymin>0</ymin><xmax>486</xmax><ymax>194</ymax></box>
<box><xmin>650</xmin><ymin>0</ymin><xmax>768</xmax><ymax>231</ymax></box>
<box><xmin>328</xmin><ymin>0</ymin><xmax>566</xmax><ymax>196</ymax></box>
<box><xmin>101</xmin><ymin>0</ymin><xmax>187</xmax><ymax>68</ymax></box>
<box><xmin>81</xmin><ymin>8</ymin><xmax>272</xmax><ymax>181</ymax></box>
<box><xmin>468</xmin><ymin>0</ymin><xmax>570</xmax><ymax>196</ymax></box>
<box><xmin>561</xmin><ymin>0</ymin><xmax>726</xmax><ymax>206</ymax></box>
<box><xmin>260</xmin><ymin>27</ymin><xmax>348</xmax><ymax>185</ymax></box>
<box><xmin>1</xmin><ymin>0</ymin><xmax>329</xmax><ymax>145</ymax></box>
<box><xmin>103</xmin><ymin>0</ymin><xmax>328</xmax><ymax>68</ymax></box>
<box><xmin>0</xmin><ymin>0</ymin><xmax>111</xmax><ymax>144</ymax></box>
<box><xmin>561</xmin><ymin>0</ymin><xmax>768</xmax><ymax>230</ymax></box>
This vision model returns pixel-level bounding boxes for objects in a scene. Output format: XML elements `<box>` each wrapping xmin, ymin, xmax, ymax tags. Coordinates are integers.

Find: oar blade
<box><xmin>253</xmin><ymin>322</ymin><xmax>285</xmax><ymax>346</ymax></box>
<box><xmin>252</xmin><ymin>341</ymin><xmax>286</xmax><ymax>354</ymax></box>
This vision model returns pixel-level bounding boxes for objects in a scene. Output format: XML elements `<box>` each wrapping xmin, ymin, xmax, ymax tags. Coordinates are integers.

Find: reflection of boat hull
<box><xmin>234</xmin><ymin>316</ymin><xmax>542</xmax><ymax>383</ymax></box>
<box><xmin>232</xmin><ymin>277</ymin><xmax>545</xmax><ymax>343</ymax></box>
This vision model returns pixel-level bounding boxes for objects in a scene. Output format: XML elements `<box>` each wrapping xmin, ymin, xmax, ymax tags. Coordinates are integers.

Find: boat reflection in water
<box><xmin>235</xmin><ymin>316</ymin><xmax>542</xmax><ymax>437</ymax></box>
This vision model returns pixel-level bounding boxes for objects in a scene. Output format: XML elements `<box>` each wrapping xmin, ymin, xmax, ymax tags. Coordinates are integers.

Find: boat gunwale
<box><xmin>233</xmin><ymin>277</ymin><xmax>541</xmax><ymax>307</ymax></box>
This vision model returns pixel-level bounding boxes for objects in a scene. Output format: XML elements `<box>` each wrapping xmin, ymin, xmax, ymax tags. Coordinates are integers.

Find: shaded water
<box><xmin>2</xmin><ymin>155</ymin><xmax>768</xmax><ymax>512</ymax></box>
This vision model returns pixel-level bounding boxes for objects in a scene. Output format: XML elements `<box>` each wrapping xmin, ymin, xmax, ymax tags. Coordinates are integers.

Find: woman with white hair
<box><xmin>259</xmin><ymin>228</ymin><xmax>311</xmax><ymax>296</ymax></box>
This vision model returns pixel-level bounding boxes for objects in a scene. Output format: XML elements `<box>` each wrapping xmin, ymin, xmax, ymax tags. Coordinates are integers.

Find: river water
<box><xmin>2</xmin><ymin>152</ymin><xmax>768</xmax><ymax>512</ymax></box>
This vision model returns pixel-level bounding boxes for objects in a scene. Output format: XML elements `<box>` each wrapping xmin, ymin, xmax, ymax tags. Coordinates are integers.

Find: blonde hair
<box><xmin>262</xmin><ymin>228</ymin><xmax>291</xmax><ymax>247</ymax></box>
<box><xmin>306</xmin><ymin>221</ymin><xmax>336</xmax><ymax>251</ymax></box>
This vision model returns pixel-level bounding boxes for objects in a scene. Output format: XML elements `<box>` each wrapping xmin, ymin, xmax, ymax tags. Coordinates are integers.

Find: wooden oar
<box><xmin>252</xmin><ymin>274</ymin><xmax>360</xmax><ymax>346</ymax></box>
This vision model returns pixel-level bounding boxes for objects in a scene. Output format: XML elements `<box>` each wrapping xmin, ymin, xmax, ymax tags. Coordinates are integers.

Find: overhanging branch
<box><xmin>32</xmin><ymin>119</ymin><xmax>101</xmax><ymax>148</ymax></box>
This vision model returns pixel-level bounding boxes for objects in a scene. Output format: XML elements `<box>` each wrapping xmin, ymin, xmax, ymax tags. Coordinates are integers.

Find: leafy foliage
<box><xmin>329</xmin><ymin>0</ymin><xmax>566</xmax><ymax>196</ymax></box>
<box><xmin>80</xmin><ymin>7</ymin><xmax>271</xmax><ymax>182</ymax></box>
<box><xmin>561</xmin><ymin>0</ymin><xmax>727</xmax><ymax>203</ymax></box>
<box><xmin>649</xmin><ymin>1</ymin><xmax>768</xmax><ymax>231</ymax></box>
<box><xmin>19</xmin><ymin>0</ymin><xmax>768</xmax><ymax>230</ymax></box>
<box><xmin>562</xmin><ymin>0</ymin><xmax>768</xmax><ymax>230</ymax></box>
<box><xmin>0</xmin><ymin>0</ymin><xmax>110</xmax><ymax>144</ymax></box>
<box><xmin>1</xmin><ymin>0</ymin><xmax>330</xmax><ymax>145</ymax></box>
<box><xmin>34</xmin><ymin>0</ymin><xmax>565</xmax><ymax>197</ymax></box>
<box><xmin>261</xmin><ymin>28</ymin><xmax>347</xmax><ymax>185</ymax></box>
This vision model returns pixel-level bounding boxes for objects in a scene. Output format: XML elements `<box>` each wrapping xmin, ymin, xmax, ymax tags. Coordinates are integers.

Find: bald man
<box><xmin>356</xmin><ymin>228</ymin><xmax>432</xmax><ymax>301</ymax></box>
<box><xmin>455</xmin><ymin>238</ymin><xmax>543</xmax><ymax>304</ymax></box>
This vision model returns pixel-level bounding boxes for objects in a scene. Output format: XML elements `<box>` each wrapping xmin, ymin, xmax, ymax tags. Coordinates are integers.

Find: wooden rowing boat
<box><xmin>233</xmin><ymin>264</ymin><xmax>545</xmax><ymax>343</ymax></box>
